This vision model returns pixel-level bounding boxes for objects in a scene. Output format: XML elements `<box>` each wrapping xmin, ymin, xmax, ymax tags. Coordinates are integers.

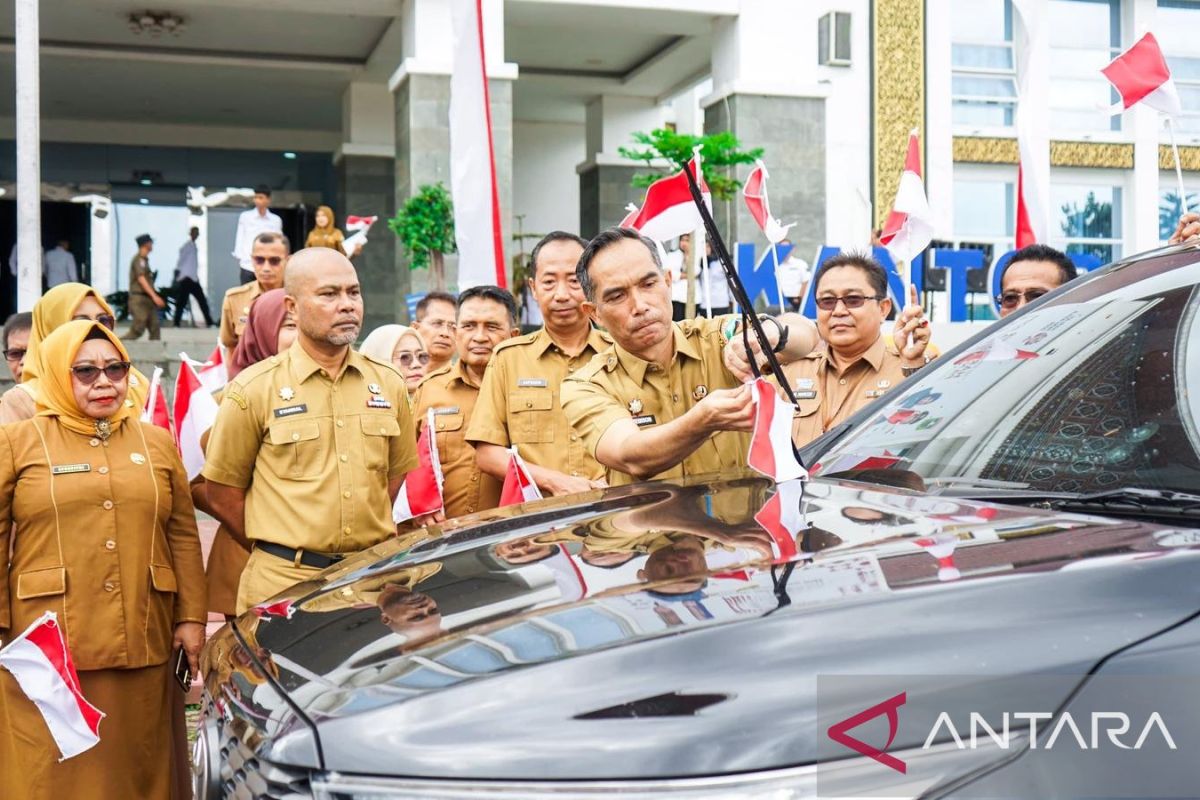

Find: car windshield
<box><xmin>805</xmin><ymin>251</ymin><xmax>1200</xmax><ymax>497</ymax></box>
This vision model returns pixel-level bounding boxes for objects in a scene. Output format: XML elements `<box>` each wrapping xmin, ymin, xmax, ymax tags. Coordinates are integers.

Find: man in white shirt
<box><xmin>776</xmin><ymin>239</ymin><xmax>811</xmax><ymax>313</ymax></box>
<box><xmin>42</xmin><ymin>239</ymin><xmax>78</xmax><ymax>288</ymax></box>
<box><xmin>232</xmin><ymin>184</ymin><xmax>282</xmax><ymax>284</ymax></box>
<box><xmin>173</xmin><ymin>226</ymin><xmax>215</xmax><ymax>327</ymax></box>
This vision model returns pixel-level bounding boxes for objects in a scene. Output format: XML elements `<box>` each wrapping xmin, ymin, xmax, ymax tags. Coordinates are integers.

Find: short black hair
<box><xmin>813</xmin><ymin>251</ymin><xmax>889</xmax><ymax>298</ymax></box>
<box><xmin>457</xmin><ymin>285</ymin><xmax>518</xmax><ymax>327</ymax></box>
<box><xmin>1003</xmin><ymin>244</ymin><xmax>1077</xmax><ymax>287</ymax></box>
<box><xmin>415</xmin><ymin>291</ymin><xmax>457</xmax><ymax>321</ymax></box>
<box><xmin>529</xmin><ymin>231</ymin><xmax>587</xmax><ymax>280</ymax></box>
<box><xmin>254</xmin><ymin>184</ymin><xmax>272</xmax><ymax>197</ymax></box>
<box><xmin>576</xmin><ymin>227</ymin><xmax>662</xmax><ymax>302</ymax></box>
<box><xmin>253</xmin><ymin>231</ymin><xmax>290</xmax><ymax>252</ymax></box>
<box><xmin>3</xmin><ymin>311</ymin><xmax>31</xmax><ymax>350</ymax></box>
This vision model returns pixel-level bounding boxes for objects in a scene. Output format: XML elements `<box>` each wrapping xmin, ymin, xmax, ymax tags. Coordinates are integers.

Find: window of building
<box><xmin>953</xmin><ymin>175</ymin><xmax>1016</xmax><ymax>253</ymax></box>
<box><xmin>1158</xmin><ymin>178</ymin><xmax>1200</xmax><ymax>242</ymax></box>
<box><xmin>1051</xmin><ymin>182</ymin><xmax>1123</xmax><ymax>262</ymax></box>
<box><xmin>1048</xmin><ymin>0</ymin><xmax>1122</xmax><ymax>134</ymax></box>
<box><xmin>1157</xmin><ymin>1</ymin><xmax>1200</xmax><ymax>137</ymax></box>
<box><xmin>951</xmin><ymin>0</ymin><xmax>1017</xmax><ymax>130</ymax></box>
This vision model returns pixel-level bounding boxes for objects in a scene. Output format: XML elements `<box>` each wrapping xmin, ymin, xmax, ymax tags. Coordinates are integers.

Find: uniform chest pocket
<box><xmin>267</xmin><ymin>420</ymin><xmax>324</xmax><ymax>480</ymax></box>
<box><xmin>361</xmin><ymin>415</ymin><xmax>402</xmax><ymax>472</ymax></box>
<box><xmin>432</xmin><ymin>412</ymin><xmax>465</xmax><ymax>434</ymax></box>
<box><xmin>508</xmin><ymin>389</ymin><xmax>555</xmax><ymax>444</ymax></box>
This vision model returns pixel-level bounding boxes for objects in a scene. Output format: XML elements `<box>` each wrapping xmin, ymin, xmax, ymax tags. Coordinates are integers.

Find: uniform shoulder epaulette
<box><xmin>232</xmin><ymin>354</ymin><xmax>284</xmax><ymax>387</ymax></box>
<box><xmin>358</xmin><ymin>350</ymin><xmax>406</xmax><ymax>379</ymax></box>
<box><xmin>224</xmin><ymin>282</ymin><xmax>254</xmax><ymax>300</ymax></box>
<box><xmin>492</xmin><ymin>332</ymin><xmax>537</xmax><ymax>354</ymax></box>
<box><xmin>417</xmin><ymin>364</ymin><xmax>453</xmax><ymax>387</ymax></box>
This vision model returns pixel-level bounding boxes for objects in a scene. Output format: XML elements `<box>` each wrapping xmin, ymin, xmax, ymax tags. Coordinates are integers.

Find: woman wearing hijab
<box><xmin>0</xmin><ymin>320</ymin><xmax>206</xmax><ymax>799</ymax></box>
<box><xmin>0</xmin><ymin>283</ymin><xmax>147</xmax><ymax>424</ymax></box>
<box><xmin>192</xmin><ymin>290</ymin><xmax>297</xmax><ymax>618</ymax></box>
<box><xmin>304</xmin><ymin>205</ymin><xmax>363</xmax><ymax>257</ymax></box>
<box><xmin>360</xmin><ymin>324</ymin><xmax>431</xmax><ymax>392</ymax></box>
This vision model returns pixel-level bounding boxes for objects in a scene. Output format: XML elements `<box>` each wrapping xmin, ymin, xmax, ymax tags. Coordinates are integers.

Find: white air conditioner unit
<box><xmin>818</xmin><ymin>11</ymin><xmax>852</xmax><ymax>67</ymax></box>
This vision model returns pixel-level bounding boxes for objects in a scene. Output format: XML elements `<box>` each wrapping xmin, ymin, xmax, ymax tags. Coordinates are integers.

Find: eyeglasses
<box><xmin>71</xmin><ymin>362</ymin><xmax>131</xmax><ymax>385</ymax></box>
<box><xmin>71</xmin><ymin>314</ymin><xmax>116</xmax><ymax>330</ymax></box>
<box><xmin>394</xmin><ymin>352</ymin><xmax>431</xmax><ymax>368</ymax></box>
<box><xmin>253</xmin><ymin>255</ymin><xmax>284</xmax><ymax>267</ymax></box>
<box><xmin>814</xmin><ymin>294</ymin><xmax>885</xmax><ymax>311</ymax></box>
<box><xmin>4</xmin><ymin>348</ymin><xmax>25</xmax><ymax>362</ymax></box>
<box><xmin>997</xmin><ymin>289</ymin><xmax>1048</xmax><ymax>309</ymax></box>
<box><xmin>421</xmin><ymin>319</ymin><xmax>455</xmax><ymax>332</ymax></box>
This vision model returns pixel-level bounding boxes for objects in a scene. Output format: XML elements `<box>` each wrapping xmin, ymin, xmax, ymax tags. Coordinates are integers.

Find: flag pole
<box><xmin>769</xmin><ymin>241</ymin><xmax>786</xmax><ymax>314</ymax></box>
<box><xmin>1166</xmin><ymin>117</ymin><xmax>1190</xmax><ymax>216</ymax></box>
<box><xmin>698</xmin><ymin>226</ymin><xmax>712</xmax><ymax>318</ymax></box>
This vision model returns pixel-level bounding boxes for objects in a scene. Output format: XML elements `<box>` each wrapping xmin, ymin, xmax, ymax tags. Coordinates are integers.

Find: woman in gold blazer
<box><xmin>0</xmin><ymin>320</ymin><xmax>206</xmax><ymax>799</ymax></box>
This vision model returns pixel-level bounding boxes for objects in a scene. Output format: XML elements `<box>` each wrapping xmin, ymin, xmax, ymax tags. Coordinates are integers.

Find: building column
<box><xmin>576</xmin><ymin>95</ymin><xmax>665</xmax><ymax>238</ymax></box>
<box><xmin>702</xmin><ymin>0</ymin><xmax>830</xmax><ymax>261</ymax></box>
<box><xmin>388</xmin><ymin>0</ymin><xmax>515</xmax><ymax>324</ymax></box>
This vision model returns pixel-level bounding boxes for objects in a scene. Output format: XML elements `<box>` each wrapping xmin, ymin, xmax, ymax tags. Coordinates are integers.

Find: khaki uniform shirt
<box><xmin>129</xmin><ymin>254</ymin><xmax>150</xmax><ymax>296</ymax></box>
<box><xmin>465</xmin><ymin>327</ymin><xmax>611</xmax><ymax>480</ymax></box>
<box><xmin>0</xmin><ymin>418</ymin><xmax>206</xmax><ymax>670</ymax></box>
<box><xmin>781</xmin><ymin>336</ymin><xmax>914</xmax><ymax>447</ymax></box>
<box><xmin>562</xmin><ymin>315</ymin><xmax>748</xmax><ymax>487</ymax></box>
<box><xmin>219</xmin><ymin>281</ymin><xmax>265</xmax><ymax>349</ymax></box>
<box><xmin>202</xmin><ymin>342</ymin><xmax>419</xmax><ymax>555</ymax></box>
<box><xmin>411</xmin><ymin>361</ymin><xmax>500</xmax><ymax>518</ymax></box>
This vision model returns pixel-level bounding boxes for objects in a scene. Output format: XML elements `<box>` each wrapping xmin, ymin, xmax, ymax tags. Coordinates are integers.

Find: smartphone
<box><xmin>174</xmin><ymin>647</ymin><xmax>192</xmax><ymax>693</ymax></box>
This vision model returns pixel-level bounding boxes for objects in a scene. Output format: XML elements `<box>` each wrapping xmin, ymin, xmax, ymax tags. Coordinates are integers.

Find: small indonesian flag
<box><xmin>251</xmin><ymin>599</ymin><xmax>297</xmax><ymax>620</ymax></box>
<box><xmin>0</xmin><ymin>612</ymin><xmax>104</xmax><ymax>760</ymax></box>
<box><xmin>499</xmin><ymin>446</ymin><xmax>543</xmax><ymax>507</ymax></box>
<box><xmin>753</xmin><ymin>478</ymin><xmax>807</xmax><ymax>562</ymax></box>
<box><xmin>747</xmin><ymin>378</ymin><xmax>808</xmax><ymax>483</ymax></box>
<box><xmin>1102</xmin><ymin>32</ymin><xmax>1182</xmax><ymax>117</ymax></box>
<box><xmin>880</xmin><ymin>129</ymin><xmax>934</xmax><ymax>265</ymax></box>
<box><xmin>140</xmin><ymin>366</ymin><xmax>171</xmax><ymax>433</ymax></box>
<box><xmin>953</xmin><ymin>338</ymin><xmax>1039</xmax><ymax>365</ymax></box>
<box><xmin>393</xmin><ymin>409</ymin><xmax>445</xmax><ymax>523</ymax></box>
<box><xmin>913</xmin><ymin>533</ymin><xmax>961</xmax><ymax>582</ymax></box>
<box><xmin>742</xmin><ymin>160</ymin><xmax>794</xmax><ymax>244</ymax></box>
<box><xmin>184</xmin><ymin>345</ymin><xmax>227</xmax><ymax>394</ymax></box>
<box><xmin>624</xmin><ymin>150</ymin><xmax>712</xmax><ymax>242</ymax></box>
<box><xmin>344</xmin><ymin>215</ymin><xmax>378</xmax><ymax>232</ymax></box>
<box><xmin>341</xmin><ymin>215</ymin><xmax>378</xmax><ymax>258</ymax></box>
<box><xmin>173</xmin><ymin>357</ymin><xmax>220</xmax><ymax>481</ymax></box>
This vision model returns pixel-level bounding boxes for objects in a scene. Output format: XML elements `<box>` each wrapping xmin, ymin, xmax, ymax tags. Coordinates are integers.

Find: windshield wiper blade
<box><xmin>1047</xmin><ymin>487</ymin><xmax>1200</xmax><ymax>519</ymax></box>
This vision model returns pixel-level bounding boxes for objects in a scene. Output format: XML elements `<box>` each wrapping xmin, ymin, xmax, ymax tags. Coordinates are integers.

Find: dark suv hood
<box><xmin>201</xmin><ymin>472</ymin><xmax>1200</xmax><ymax>779</ymax></box>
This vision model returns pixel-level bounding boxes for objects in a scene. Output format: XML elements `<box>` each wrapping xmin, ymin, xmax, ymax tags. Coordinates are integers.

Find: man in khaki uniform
<box><xmin>781</xmin><ymin>252</ymin><xmax>932</xmax><ymax>447</ymax></box>
<box><xmin>219</xmin><ymin>231</ymin><xmax>289</xmax><ymax>351</ymax></box>
<box><xmin>467</xmin><ymin>232</ymin><xmax>613</xmax><ymax>495</ymax></box>
<box><xmin>203</xmin><ymin>248</ymin><xmax>419</xmax><ymax>613</ymax></box>
<box><xmin>562</xmin><ymin>228</ymin><xmax>819</xmax><ymax>487</ymax></box>
<box><xmin>124</xmin><ymin>233</ymin><xmax>167</xmax><ymax>340</ymax></box>
<box><xmin>413</xmin><ymin>285</ymin><xmax>519</xmax><ymax>519</ymax></box>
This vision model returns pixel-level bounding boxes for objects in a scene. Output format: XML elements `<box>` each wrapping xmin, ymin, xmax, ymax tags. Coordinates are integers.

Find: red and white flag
<box><xmin>879</xmin><ymin>129</ymin><xmax>934</xmax><ymax>266</ymax></box>
<box><xmin>742</xmin><ymin>160</ymin><xmax>793</xmax><ymax>244</ymax></box>
<box><xmin>499</xmin><ymin>446</ymin><xmax>543</xmax><ymax>507</ymax></box>
<box><xmin>1102</xmin><ymin>32</ymin><xmax>1182</xmax><ymax>117</ymax></box>
<box><xmin>449</xmin><ymin>0</ymin><xmax>506</xmax><ymax>289</ymax></box>
<box><xmin>251</xmin><ymin>599</ymin><xmax>297</xmax><ymax>620</ymax></box>
<box><xmin>753</xmin><ymin>479</ymin><xmax>807</xmax><ymax>562</ymax></box>
<box><xmin>393</xmin><ymin>409</ymin><xmax>445</xmax><ymax>523</ymax></box>
<box><xmin>1014</xmin><ymin>0</ymin><xmax>1050</xmax><ymax>245</ymax></box>
<box><xmin>746</xmin><ymin>378</ymin><xmax>808</xmax><ymax>483</ymax></box>
<box><xmin>342</xmin><ymin>215</ymin><xmax>378</xmax><ymax>257</ymax></box>
<box><xmin>913</xmin><ymin>534</ymin><xmax>961</xmax><ymax>582</ymax></box>
<box><xmin>344</xmin><ymin>215</ymin><xmax>378</xmax><ymax>233</ymax></box>
<box><xmin>0</xmin><ymin>612</ymin><xmax>104</xmax><ymax>760</ymax></box>
<box><xmin>140</xmin><ymin>367</ymin><xmax>171</xmax><ymax>433</ymax></box>
<box><xmin>184</xmin><ymin>345</ymin><xmax>227</xmax><ymax>394</ymax></box>
<box><xmin>173</xmin><ymin>357</ymin><xmax>220</xmax><ymax>481</ymax></box>
<box><xmin>624</xmin><ymin>151</ymin><xmax>712</xmax><ymax>243</ymax></box>
<box><xmin>619</xmin><ymin>203</ymin><xmax>640</xmax><ymax>228</ymax></box>
<box><xmin>953</xmin><ymin>338</ymin><xmax>1039</xmax><ymax>365</ymax></box>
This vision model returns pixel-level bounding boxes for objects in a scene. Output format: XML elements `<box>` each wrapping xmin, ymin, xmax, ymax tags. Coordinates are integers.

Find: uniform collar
<box><xmin>289</xmin><ymin>340</ymin><xmax>364</xmax><ymax>383</ymax></box>
<box><xmin>615</xmin><ymin>323</ymin><xmax>699</xmax><ymax>385</ymax></box>
<box><xmin>530</xmin><ymin>325</ymin><xmax>609</xmax><ymax>358</ymax></box>
<box><xmin>450</xmin><ymin>358</ymin><xmax>483</xmax><ymax>390</ymax></box>
<box><xmin>821</xmin><ymin>334</ymin><xmax>887</xmax><ymax>372</ymax></box>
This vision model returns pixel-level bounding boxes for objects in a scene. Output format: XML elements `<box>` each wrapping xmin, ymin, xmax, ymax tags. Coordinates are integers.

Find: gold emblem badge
<box><xmin>279</xmin><ymin>386</ymin><xmax>295</xmax><ymax>401</ymax></box>
<box><xmin>628</xmin><ymin>399</ymin><xmax>643</xmax><ymax>415</ymax></box>
<box><xmin>692</xmin><ymin>385</ymin><xmax>708</xmax><ymax>400</ymax></box>
<box><xmin>130</xmin><ymin>453</ymin><xmax>146</xmax><ymax>465</ymax></box>
<box><xmin>877</xmin><ymin>379</ymin><xmax>891</xmax><ymax>388</ymax></box>
<box><xmin>368</xmin><ymin>383</ymin><xmax>382</xmax><ymax>394</ymax></box>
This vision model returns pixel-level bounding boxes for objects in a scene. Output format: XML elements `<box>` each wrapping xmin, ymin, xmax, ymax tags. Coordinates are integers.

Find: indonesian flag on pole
<box><xmin>753</xmin><ymin>479</ymin><xmax>807</xmax><ymax>562</ymax></box>
<box><xmin>1013</xmin><ymin>0</ymin><xmax>1050</xmax><ymax>244</ymax></box>
<box><xmin>184</xmin><ymin>345</ymin><xmax>227</xmax><ymax>394</ymax></box>
<box><xmin>746</xmin><ymin>378</ymin><xmax>808</xmax><ymax>483</ymax></box>
<box><xmin>499</xmin><ymin>446</ymin><xmax>543</xmax><ymax>507</ymax></box>
<box><xmin>1102</xmin><ymin>33</ymin><xmax>1182</xmax><ymax>117</ymax></box>
<box><xmin>393</xmin><ymin>409</ymin><xmax>445</xmax><ymax>523</ymax></box>
<box><xmin>742</xmin><ymin>160</ymin><xmax>794</xmax><ymax>244</ymax></box>
<box><xmin>342</xmin><ymin>215</ymin><xmax>378</xmax><ymax>257</ymax></box>
<box><xmin>140</xmin><ymin>367</ymin><xmax>171</xmax><ymax>433</ymax></box>
<box><xmin>619</xmin><ymin>203</ymin><xmax>640</xmax><ymax>228</ymax></box>
<box><xmin>449</xmin><ymin>0</ymin><xmax>506</xmax><ymax>289</ymax></box>
<box><xmin>624</xmin><ymin>151</ymin><xmax>712</xmax><ymax>242</ymax></box>
<box><xmin>345</xmin><ymin>215</ymin><xmax>377</xmax><ymax>233</ymax></box>
<box><xmin>879</xmin><ymin>129</ymin><xmax>934</xmax><ymax>265</ymax></box>
<box><xmin>1015</xmin><ymin>165</ymin><xmax>1037</xmax><ymax>248</ymax></box>
<box><xmin>173</xmin><ymin>357</ymin><xmax>220</xmax><ymax>481</ymax></box>
<box><xmin>0</xmin><ymin>612</ymin><xmax>104</xmax><ymax>761</ymax></box>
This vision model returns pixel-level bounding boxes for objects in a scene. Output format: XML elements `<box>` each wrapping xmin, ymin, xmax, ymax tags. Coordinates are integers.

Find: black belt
<box><xmin>255</xmin><ymin>541</ymin><xmax>347</xmax><ymax>570</ymax></box>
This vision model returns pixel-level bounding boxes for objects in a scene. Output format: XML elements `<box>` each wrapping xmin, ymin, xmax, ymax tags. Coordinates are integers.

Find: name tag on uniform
<box><xmin>796</xmin><ymin>390</ymin><xmax>817</xmax><ymax>400</ymax></box>
<box><xmin>864</xmin><ymin>390</ymin><xmax>883</xmax><ymax>398</ymax></box>
<box><xmin>51</xmin><ymin>463</ymin><xmax>91</xmax><ymax>475</ymax></box>
<box><xmin>433</xmin><ymin>406</ymin><xmax>460</xmax><ymax>415</ymax></box>
<box><xmin>518</xmin><ymin>378</ymin><xmax>547</xmax><ymax>387</ymax></box>
<box><xmin>632</xmin><ymin>414</ymin><xmax>657</xmax><ymax>427</ymax></box>
<box><xmin>273</xmin><ymin>404</ymin><xmax>308</xmax><ymax>418</ymax></box>
<box><xmin>367</xmin><ymin>396</ymin><xmax>393</xmax><ymax>409</ymax></box>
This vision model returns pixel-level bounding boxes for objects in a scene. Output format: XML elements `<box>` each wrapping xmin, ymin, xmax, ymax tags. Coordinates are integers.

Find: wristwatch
<box><xmin>901</xmin><ymin>354</ymin><xmax>931</xmax><ymax>377</ymax></box>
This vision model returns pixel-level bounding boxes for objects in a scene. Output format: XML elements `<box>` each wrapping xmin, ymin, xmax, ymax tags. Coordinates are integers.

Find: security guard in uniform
<box><xmin>562</xmin><ymin>228</ymin><xmax>818</xmax><ymax>486</ymax></box>
<box><xmin>781</xmin><ymin>252</ymin><xmax>932</xmax><ymax>447</ymax></box>
<box><xmin>203</xmin><ymin>248</ymin><xmax>419</xmax><ymax>613</ymax></box>
<box><xmin>124</xmin><ymin>233</ymin><xmax>167</xmax><ymax>341</ymax></box>
<box><xmin>466</xmin><ymin>232</ymin><xmax>612</xmax><ymax>495</ymax></box>
<box><xmin>412</xmin><ymin>285</ymin><xmax>519</xmax><ymax>519</ymax></box>
<box><xmin>219</xmin><ymin>231</ymin><xmax>289</xmax><ymax>352</ymax></box>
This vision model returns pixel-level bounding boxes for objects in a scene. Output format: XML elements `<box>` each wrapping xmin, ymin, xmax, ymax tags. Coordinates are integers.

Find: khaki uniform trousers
<box><xmin>125</xmin><ymin>293</ymin><xmax>161</xmax><ymax>341</ymax></box>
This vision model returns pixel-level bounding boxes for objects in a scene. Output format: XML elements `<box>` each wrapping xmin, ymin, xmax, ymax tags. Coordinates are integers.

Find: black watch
<box><xmin>763</xmin><ymin>316</ymin><xmax>788</xmax><ymax>354</ymax></box>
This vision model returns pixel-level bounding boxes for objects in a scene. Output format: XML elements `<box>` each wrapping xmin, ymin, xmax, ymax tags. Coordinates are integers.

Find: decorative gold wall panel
<box><xmin>872</xmin><ymin>0</ymin><xmax>924</xmax><ymax>230</ymax></box>
<box><xmin>1159</xmin><ymin>145</ymin><xmax>1200</xmax><ymax>172</ymax></box>
<box><xmin>953</xmin><ymin>137</ymin><xmax>1135</xmax><ymax>169</ymax></box>
<box><xmin>952</xmin><ymin>137</ymin><xmax>1019</xmax><ymax>164</ymax></box>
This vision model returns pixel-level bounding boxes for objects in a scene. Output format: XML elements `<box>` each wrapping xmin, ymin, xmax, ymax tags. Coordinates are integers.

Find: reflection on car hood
<box><xmin>202</xmin><ymin>472</ymin><xmax>1200</xmax><ymax>779</ymax></box>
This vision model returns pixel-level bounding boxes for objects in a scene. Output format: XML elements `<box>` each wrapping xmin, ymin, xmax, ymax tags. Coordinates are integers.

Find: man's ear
<box><xmin>284</xmin><ymin>294</ymin><xmax>298</xmax><ymax>316</ymax></box>
<box><xmin>508</xmin><ymin>327</ymin><xmax>520</xmax><ymax>339</ymax></box>
<box><xmin>663</xmin><ymin>268</ymin><xmax>673</xmax><ymax>289</ymax></box>
<box><xmin>581</xmin><ymin>301</ymin><xmax>599</xmax><ymax>325</ymax></box>
<box><xmin>879</xmin><ymin>297</ymin><xmax>893</xmax><ymax>320</ymax></box>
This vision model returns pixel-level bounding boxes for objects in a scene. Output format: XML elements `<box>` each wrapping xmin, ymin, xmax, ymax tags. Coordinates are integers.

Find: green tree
<box><xmin>388</xmin><ymin>183</ymin><xmax>455</xmax><ymax>291</ymax></box>
<box><xmin>1059</xmin><ymin>191</ymin><xmax>1114</xmax><ymax>262</ymax></box>
<box><xmin>618</xmin><ymin>129</ymin><xmax>763</xmax><ymax>202</ymax></box>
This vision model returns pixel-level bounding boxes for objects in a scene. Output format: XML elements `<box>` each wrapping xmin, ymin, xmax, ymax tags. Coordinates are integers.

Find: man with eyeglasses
<box><xmin>412</xmin><ymin>285</ymin><xmax>520</xmax><ymax>519</ymax></box>
<box><xmin>782</xmin><ymin>252</ymin><xmax>933</xmax><ymax>447</ymax></box>
<box><xmin>2</xmin><ymin>312</ymin><xmax>31</xmax><ymax>382</ymax></box>
<box><xmin>124</xmin><ymin>233</ymin><xmax>167</xmax><ymax>341</ymax></box>
<box><xmin>220</xmin><ymin>232</ymin><xmax>290</xmax><ymax>352</ymax></box>
<box><xmin>996</xmin><ymin>244</ymin><xmax>1077</xmax><ymax>318</ymax></box>
<box><xmin>412</xmin><ymin>292</ymin><xmax>458</xmax><ymax>374</ymax></box>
